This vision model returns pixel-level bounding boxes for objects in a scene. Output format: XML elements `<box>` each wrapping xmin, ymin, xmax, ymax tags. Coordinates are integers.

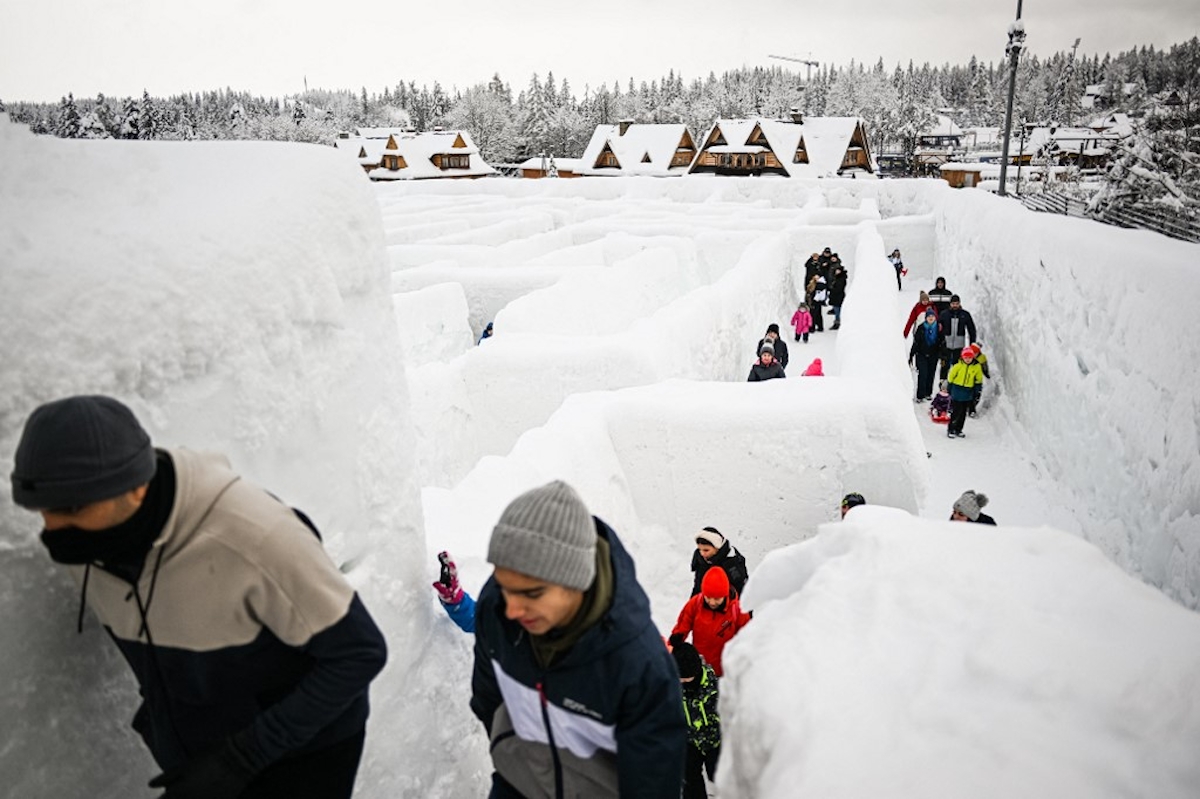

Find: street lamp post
<box><xmin>997</xmin><ymin>0</ymin><xmax>1027</xmax><ymax>197</ymax></box>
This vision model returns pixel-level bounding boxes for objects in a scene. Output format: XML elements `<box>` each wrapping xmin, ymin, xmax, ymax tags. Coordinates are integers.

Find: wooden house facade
<box><xmin>577</xmin><ymin>122</ymin><xmax>697</xmax><ymax>176</ymax></box>
<box><xmin>689</xmin><ymin>115</ymin><xmax>874</xmax><ymax>178</ymax></box>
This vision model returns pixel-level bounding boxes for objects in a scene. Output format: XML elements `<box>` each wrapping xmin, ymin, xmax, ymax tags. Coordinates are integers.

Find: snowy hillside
<box><xmin>1</xmin><ymin>116</ymin><xmax>1198</xmax><ymax>798</ymax></box>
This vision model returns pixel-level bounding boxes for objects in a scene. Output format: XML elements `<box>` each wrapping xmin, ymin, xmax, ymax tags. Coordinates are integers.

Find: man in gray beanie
<box><xmin>470</xmin><ymin>480</ymin><xmax>686</xmax><ymax>798</ymax></box>
<box><xmin>11</xmin><ymin>395</ymin><xmax>388</xmax><ymax>799</ymax></box>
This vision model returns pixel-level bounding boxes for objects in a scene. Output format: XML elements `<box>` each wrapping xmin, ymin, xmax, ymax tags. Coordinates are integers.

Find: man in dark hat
<box><xmin>471</xmin><ymin>480</ymin><xmax>685</xmax><ymax>798</ymax></box>
<box><xmin>757</xmin><ymin>324</ymin><xmax>789</xmax><ymax>370</ymax></box>
<box><xmin>10</xmin><ymin>395</ymin><xmax>388</xmax><ymax>799</ymax></box>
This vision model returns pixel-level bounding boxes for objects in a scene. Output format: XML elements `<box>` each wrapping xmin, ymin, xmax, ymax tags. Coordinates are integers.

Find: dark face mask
<box><xmin>40</xmin><ymin>522</ymin><xmax>155</xmax><ymax>567</ymax></box>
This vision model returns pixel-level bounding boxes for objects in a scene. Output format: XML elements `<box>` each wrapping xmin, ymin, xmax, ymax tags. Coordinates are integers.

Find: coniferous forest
<box><xmin>4</xmin><ymin>38</ymin><xmax>1198</xmax><ymax>215</ymax></box>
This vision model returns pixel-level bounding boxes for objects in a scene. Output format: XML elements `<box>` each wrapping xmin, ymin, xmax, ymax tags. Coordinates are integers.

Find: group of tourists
<box><xmin>749</xmin><ymin>323</ymin><xmax>824</xmax><ymax>381</ymax></box>
<box><xmin>800</xmin><ymin>247</ymin><xmax>849</xmax><ymax>334</ymax></box>
<box><xmin>843</xmin><ymin>489</ymin><xmax>997</xmax><ymax>525</ymax></box>
<box><xmin>903</xmin><ymin>277</ymin><xmax>990</xmax><ymax>439</ymax></box>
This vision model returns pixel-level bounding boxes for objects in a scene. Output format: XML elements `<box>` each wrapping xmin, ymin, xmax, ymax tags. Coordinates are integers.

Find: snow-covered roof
<box><xmin>517</xmin><ymin>156</ymin><xmax>584</xmax><ymax>172</ymax></box>
<box><xmin>355</xmin><ymin>126</ymin><xmax>416</xmax><ymax>139</ymax></box>
<box><xmin>1086</xmin><ymin>112</ymin><xmax>1134</xmax><ymax>137</ymax></box>
<box><xmin>922</xmin><ymin>114</ymin><xmax>963</xmax><ymax>137</ymax></box>
<box><xmin>361</xmin><ymin>130</ymin><xmax>496</xmax><ymax>181</ymax></box>
<box><xmin>1021</xmin><ymin>126</ymin><xmax>1121</xmax><ymax>153</ymax></box>
<box><xmin>692</xmin><ymin>116</ymin><xmax>870</xmax><ymax>177</ymax></box>
<box><xmin>577</xmin><ymin>123</ymin><xmax>695</xmax><ymax>176</ymax></box>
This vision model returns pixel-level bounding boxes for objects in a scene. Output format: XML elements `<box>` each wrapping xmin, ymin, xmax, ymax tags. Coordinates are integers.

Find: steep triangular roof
<box><xmin>690</xmin><ymin>116</ymin><xmax>873</xmax><ymax>177</ymax></box>
<box><xmin>359</xmin><ymin>129</ymin><xmax>496</xmax><ymax>180</ymax></box>
<box><xmin>578</xmin><ymin>123</ymin><xmax>695</xmax><ymax>176</ymax></box>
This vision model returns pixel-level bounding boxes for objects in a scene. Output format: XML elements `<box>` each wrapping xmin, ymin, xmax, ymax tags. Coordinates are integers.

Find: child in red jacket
<box><xmin>670</xmin><ymin>567</ymin><xmax>750</xmax><ymax>677</ymax></box>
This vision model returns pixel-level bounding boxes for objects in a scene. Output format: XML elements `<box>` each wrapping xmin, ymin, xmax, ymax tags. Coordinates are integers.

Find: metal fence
<box><xmin>1019</xmin><ymin>192</ymin><xmax>1200</xmax><ymax>243</ymax></box>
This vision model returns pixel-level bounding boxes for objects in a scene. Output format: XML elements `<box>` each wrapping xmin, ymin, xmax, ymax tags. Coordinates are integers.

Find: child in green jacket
<box><xmin>672</xmin><ymin>641</ymin><xmax>722</xmax><ymax>799</ymax></box>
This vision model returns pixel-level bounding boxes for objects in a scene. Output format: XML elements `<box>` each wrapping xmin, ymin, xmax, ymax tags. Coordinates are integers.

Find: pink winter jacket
<box><xmin>802</xmin><ymin>358</ymin><xmax>824</xmax><ymax>376</ymax></box>
<box><xmin>790</xmin><ymin>309</ymin><xmax>813</xmax><ymax>336</ymax></box>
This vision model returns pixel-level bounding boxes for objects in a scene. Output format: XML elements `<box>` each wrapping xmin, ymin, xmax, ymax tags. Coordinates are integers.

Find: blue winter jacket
<box><xmin>471</xmin><ymin>519</ymin><xmax>686</xmax><ymax>799</ymax></box>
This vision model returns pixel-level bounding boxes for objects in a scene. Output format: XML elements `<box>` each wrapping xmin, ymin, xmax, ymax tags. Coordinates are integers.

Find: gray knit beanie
<box><xmin>953</xmin><ymin>490</ymin><xmax>988</xmax><ymax>521</ymax></box>
<box><xmin>11</xmin><ymin>395</ymin><xmax>157</xmax><ymax>510</ymax></box>
<box><xmin>487</xmin><ymin>481</ymin><xmax>597</xmax><ymax>591</ymax></box>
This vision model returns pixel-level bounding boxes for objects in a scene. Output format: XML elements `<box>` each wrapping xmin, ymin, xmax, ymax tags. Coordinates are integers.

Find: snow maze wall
<box><xmin>389</xmin><ymin>176</ymin><xmax>1199</xmax><ymax>612</ymax></box>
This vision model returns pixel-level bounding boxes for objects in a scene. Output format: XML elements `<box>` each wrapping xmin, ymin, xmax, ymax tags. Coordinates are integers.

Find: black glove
<box><xmin>149</xmin><ymin>732</ymin><xmax>257</xmax><ymax>799</ymax></box>
<box><xmin>668</xmin><ymin>633</ymin><xmax>686</xmax><ymax>649</ymax></box>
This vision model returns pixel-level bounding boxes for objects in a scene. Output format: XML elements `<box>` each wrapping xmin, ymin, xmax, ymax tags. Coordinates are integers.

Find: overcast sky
<box><xmin>1</xmin><ymin>0</ymin><xmax>1196</xmax><ymax>103</ymax></box>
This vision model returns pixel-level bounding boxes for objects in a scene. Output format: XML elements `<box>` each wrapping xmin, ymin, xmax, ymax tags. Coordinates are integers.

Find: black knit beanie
<box><xmin>11</xmin><ymin>395</ymin><xmax>157</xmax><ymax>510</ymax></box>
<box><xmin>672</xmin><ymin>640</ymin><xmax>703</xmax><ymax>680</ymax></box>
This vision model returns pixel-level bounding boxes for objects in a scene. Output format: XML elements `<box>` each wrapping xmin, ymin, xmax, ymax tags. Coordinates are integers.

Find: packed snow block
<box><xmin>408</xmin><ymin>233</ymin><xmax>794</xmax><ymax>486</ymax></box>
<box><xmin>392</xmin><ymin>282</ymin><xmax>475</xmax><ymax>366</ymax></box>
<box><xmin>727</xmin><ymin>507</ymin><xmax>1200</xmax><ymax>798</ymax></box>
<box><xmin>603</xmin><ymin>381</ymin><xmax>925</xmax><ymax>570</ymax></box>
<box><xmin>936</xmin><ymin>190</ymin><xmax>1200</xmax><ymax>609</ymax></box>
<box><xmin>0</xmin><ymin>131</ymin><xmax>426</xmax><ymax>796</ymax></box>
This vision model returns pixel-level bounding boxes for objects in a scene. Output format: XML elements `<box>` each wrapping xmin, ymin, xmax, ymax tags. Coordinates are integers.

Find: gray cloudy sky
<box><xmin>1</xmin><ymin>0</ymin><xmax>1197</xmax><ymax>102</ymax></box>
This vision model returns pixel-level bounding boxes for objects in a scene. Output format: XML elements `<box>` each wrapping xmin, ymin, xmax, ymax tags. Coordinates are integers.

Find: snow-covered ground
<box><xmin>2</xmin><ymin>116</ymin><xmax>1198</xmax><ymax>797</ymax></box>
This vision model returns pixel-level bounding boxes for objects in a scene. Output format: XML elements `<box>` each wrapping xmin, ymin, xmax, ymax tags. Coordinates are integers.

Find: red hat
<box><xmin>961</xmin><ymin>347</ymin><xmax>975</xmax><ymax>359</ymax></box>
<box><xmin>701</xmin><ymin>567</ymin><xmax>730</xmax><ymax>600</ymax></box>
<box><xmin>969</xmin><ymin>343</ymin><xmax>982</xmax><ymax>356</ymax></box>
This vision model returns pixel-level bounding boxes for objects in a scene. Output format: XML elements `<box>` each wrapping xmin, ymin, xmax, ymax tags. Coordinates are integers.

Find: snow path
<box><xmin>897</xmin><ymin>287</ymin><xmax>1083</xmax><ymax>532</ymax></box>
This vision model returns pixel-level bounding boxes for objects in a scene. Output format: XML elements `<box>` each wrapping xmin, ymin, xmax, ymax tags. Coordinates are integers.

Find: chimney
<box><xmin>618</xmin><ymin>118</ymin><xmax>634</xmax><ymax>136</ymax></box>
<box><xmin>789</xmin><ymin>106</ymin><xmax>804</xmax><ymax>124</ymax></box>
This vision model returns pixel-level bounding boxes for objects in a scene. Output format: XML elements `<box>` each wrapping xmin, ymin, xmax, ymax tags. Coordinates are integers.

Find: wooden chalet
<box><xmin>689</xmin><ymin>113</ymin><xmax>874</xmax><ymax>178</ymax></box>
<box><xmin>333</xmin><ymin>129</ymin><xmax>496</xmax><ymax>180</ymax></box>
<box><xmin>577</xmin><ymin>121</ymin><xmax>697</xmax><ymax>176</ymax></box>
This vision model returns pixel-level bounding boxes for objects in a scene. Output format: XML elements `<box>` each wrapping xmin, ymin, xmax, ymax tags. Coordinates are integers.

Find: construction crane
<box><xmin>768</xmin><ymin>53</ymin><xmax>819</xmax><ymax>82</ymax></box>
<box><xmin>768</xmin><ymin>54</ymin><xmax>820</xmax><ymax>112</ymax></box>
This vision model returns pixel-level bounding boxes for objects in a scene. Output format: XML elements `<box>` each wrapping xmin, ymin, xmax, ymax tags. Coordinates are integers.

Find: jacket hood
<box><xmin>153</xmin><ymin>448</ymin><xmax>240</xmax><ymax>558</ymax></box>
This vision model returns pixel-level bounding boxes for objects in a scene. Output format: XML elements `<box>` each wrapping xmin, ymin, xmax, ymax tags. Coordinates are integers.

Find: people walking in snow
<box><xmin>478</xmin><ymin>321</ymin><xmax>494</xmax><ymax>344</ymax></box>
<box><xmin>670</xmin><ymin>567</ymin><xmax>751</xmax><ymax>678</ymax></box>
<box><xmin>950</xmin><ymin>490</ymin><xmax>997</xmax><ymax>525</ymax></box>
<box><xmin>928</xmin><ymin>276</ymin><xmax>954</xmax><ymax>317</ymax></box>
<box><xmin>790</xmin><ymin>302</ymin><xmax>813</xmax><ymax>343</ymax></box>
<box><xmin>840</xmin><ymin>492</ymin><xmax>866</xmax><ymax>518</ymax></box>
<box><xmin>432</xmin><ymin>551</ymin><xmax>477</xmax><ymax>633</ymax></box>
<box><xmin>690</xmin><ymin>527</ymin><xmax>749</xmax><ymax>599</ymax></box>
<box><xmin>748</xmin><ymin>346</ymin><xmax>786</xmax><ymax>382</ymax></box>
<box><xmin>10</xmin><ymin>395</ymin><xmax>388</xmax><ymax>799</ymax></box>
<box><xmin>803</xmin><ymin>252</ymin><xmax>822</xmax><ymax>286</ymax></box>
<box><xmin>757</xmin><ymin>324</ymin><xmax>789</xmax><ymax>370</ymax></box>
<box><xmin>903</xmin><ymin>291</ymin><xmax>935</xmax><ymax>338</ymax></box>
<box><xmin>938</xmin><ymin>295</ymin><xmax>978</xmax><ymax>379</ymax></box>
<box><xmin>889</xmin><ymin>248</ymin><xmax>906</xmax><ymax>290</ymax></box>
<box><xmin>967</xmin><ymin>342</ymin><xmax>990</xmax><ymax>417</ymax></box>
<box><xmin>807</xmin><ymin>273</ymin><xmax>827</xmax><ymax>332</ymax></box>
<box><xmin>671</xmin><ymin>641</ymin><xmax>722</xmax><ymax>799</ymax></box>
<box><xmin>801</xmin><ymin>357</ymin><xmax>824</xmax><ymax>376</ymax></box>
<box><xmin>828</xmin><ymin>265</ymin><xmax>848</xmax><ymax>330</ymax></box>
<box><xmin>930</xmin><ymin>381</ymin><xmax>952</xmax><ymax>423</ymax></box>
<box><xmin>909</xmin><ymin>308</ymin><xmax>944</xmax><ymax>402</ymax></box>
<box><xmin>946</xmin><ymin>347</ymin><xmax>985</xmax><ymax>438</ymax></box>
<box><xmin>471</xmin><ymin>480</ymin><xmax>686</xmax><ymax>798</ymax></box>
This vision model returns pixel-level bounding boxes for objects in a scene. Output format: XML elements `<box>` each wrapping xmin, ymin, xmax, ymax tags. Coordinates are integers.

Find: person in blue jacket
<box><xmin>11</xmin><ymin>395</ymin><xmax>387</xmax><ymax>799</ymax></box>
<box><xmin>470</xmin><ymin>481</ymin><xmax>686</xmax><ymax>798</ymax></box>
<box><xmin>478</xmin><ymin>322</ymin><xmax>494</xmax><ymax>344</ymax></box>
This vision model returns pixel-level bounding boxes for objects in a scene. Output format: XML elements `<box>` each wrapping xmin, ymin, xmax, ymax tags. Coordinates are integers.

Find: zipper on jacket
<box><xmin>536</xmin><ymin>680</ymin><xmax>565</xmax><ymax>799</ymax></box>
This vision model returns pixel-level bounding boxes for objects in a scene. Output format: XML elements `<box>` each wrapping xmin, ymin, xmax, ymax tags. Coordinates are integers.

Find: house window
<box><xmin>440</xmin><ymin>154</ymin><xmax>470</xmax><ymax>169</ymax></box>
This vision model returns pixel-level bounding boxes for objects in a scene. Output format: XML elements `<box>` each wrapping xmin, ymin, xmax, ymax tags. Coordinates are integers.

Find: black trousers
<box><xmin>245</xmin><ymin>729</ymin><xmax>365</xmax><ymax>799</ymax></box>
<box><xmin>811</xmin><ymin>304</ymin><xmax>824</xmax><ymax>331</ymax></box>
<box><xmin>949</xmin><ymin>399</ymin><xmax>969</xmax><ymax>435</ymax></box>
<box><xmin>683</xmin><ymin>743</ymin><xmax>719</xmax><ymax>799</ymax></box>
<box><xmin>915</xmin><ymin>352</ymin><xmax>938</xmax><ymax>399</ymax></box>
<box><xmin>940</xmin><ymin>347</ymin><xmax>961</xmax><ymax>380</ymax></box>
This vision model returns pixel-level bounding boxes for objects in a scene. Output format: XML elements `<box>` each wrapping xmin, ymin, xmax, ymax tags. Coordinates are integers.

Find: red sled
<box><xmin>930</xmin><ymin>411</ymin><xmax>950</xmax><ymax>424</ymax></box>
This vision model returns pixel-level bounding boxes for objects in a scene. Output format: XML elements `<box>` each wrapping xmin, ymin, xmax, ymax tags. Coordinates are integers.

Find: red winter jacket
<box><xmin>903</xmin><ymin>300</ymin><xmax>936</xmax><ymax>338</ymax></box>
<box><xmin>671</xmin><ymin>593</ymin><xmax>750</xmax><ymax>677</ymax></box>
